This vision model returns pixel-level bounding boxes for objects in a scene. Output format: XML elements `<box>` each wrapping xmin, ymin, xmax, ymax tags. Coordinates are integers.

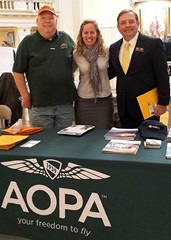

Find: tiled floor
<box><xmin>0</xmin><ymin>234</ymin><xmax>30</xmax><ymax>240</ymax></box>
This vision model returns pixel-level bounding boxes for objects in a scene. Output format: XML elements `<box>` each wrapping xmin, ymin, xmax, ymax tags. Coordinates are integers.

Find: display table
<box><xmin>0</xmin><ymin>128</ymin><xmax>171</xmax><ymax>240</ymax></box>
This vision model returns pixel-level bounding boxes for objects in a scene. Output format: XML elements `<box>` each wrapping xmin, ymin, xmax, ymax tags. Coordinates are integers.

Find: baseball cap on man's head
<box><xmin>38</xmin><ymin>5</ymin><xmax>56</xmax><ymax>15</ymax></box>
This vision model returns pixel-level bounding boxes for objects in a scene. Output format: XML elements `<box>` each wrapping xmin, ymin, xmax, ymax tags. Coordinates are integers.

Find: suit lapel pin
<box><xmin>135</xmin><ymin>47</ymin><xmax>144</xmax><ymax>52</ymax></box>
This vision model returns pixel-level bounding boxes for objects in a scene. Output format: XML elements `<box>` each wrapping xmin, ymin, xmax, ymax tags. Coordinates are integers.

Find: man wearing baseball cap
<box><xmin>13</xmin><ymin>5</ymin><xmax>77</xmax><ymax>130</ymax></box>
<box><xmin>37</xmin><ymin>5</ymin><xmax>56</xmax><ymax>15</ymax></box>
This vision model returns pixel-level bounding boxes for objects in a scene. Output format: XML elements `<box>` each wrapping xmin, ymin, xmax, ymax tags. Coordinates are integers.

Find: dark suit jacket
<box><xmin>163</xmin><ymin>39</ymin><xmax>171</xmax><ymax>61</ymax></box>
<box><xmin>108</xmin><ymin>32</ymin><xmax>170</xmax><ymax>119</ymax></box>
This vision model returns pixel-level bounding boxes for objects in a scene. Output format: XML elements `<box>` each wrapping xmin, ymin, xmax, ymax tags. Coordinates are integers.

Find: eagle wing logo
<box><xmin>0</xmin><ymin>159</ymin><xmax>110</xmax><ymax>181</ymax></box>
<box><xmin>0</xmin><ymin>158</ymin><xmax>47</xmax><ymax>177</ymax></box>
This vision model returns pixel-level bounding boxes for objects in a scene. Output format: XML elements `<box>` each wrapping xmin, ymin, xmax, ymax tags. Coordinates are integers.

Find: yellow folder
<box><xmin>0</xmin><ymin>135</ymin><xmax>29</xmax><ymax>150</ymax></box>
<box><xmin>137</xmin><ymin>88</ymin><xmax>171</xmax><ymax>120</ymax></box>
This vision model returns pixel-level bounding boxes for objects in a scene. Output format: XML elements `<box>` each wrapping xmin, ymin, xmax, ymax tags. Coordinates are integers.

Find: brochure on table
<box><xmin>104</xmin><ymin>127</ymin><xmax>138</xmax><ymax>140</ymax></box>
<box><xmin>57</xmin><ymin>125</ymin><xmax>95</xmax><ymax>136</ymax></box>
<box><xmin>102</xmin><ymin>139</ymin><xmax>141</xmax><ymax>154</ymax></box>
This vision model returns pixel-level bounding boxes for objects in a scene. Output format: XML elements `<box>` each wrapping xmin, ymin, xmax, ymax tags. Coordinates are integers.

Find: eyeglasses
<box><xmin>39</xmin><ymin>16</ymin><xmax>56</xmax><ymax>22</ymax></box>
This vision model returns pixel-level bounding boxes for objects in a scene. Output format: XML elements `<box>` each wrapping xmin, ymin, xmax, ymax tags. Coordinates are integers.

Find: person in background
<box><xmin>163</xmin><ymin>34</ymin><xmax>171</xmax><ymax>61</ymax></box>
<box><xmin>0</xmin><ymin>72</ymin><xmax>22</xmax><ymax>126</ymax></box>
<box><xmin>108</xmin><ymin>9</ymin><xmax>170</xmax><ymax>128</ymax></box>
<box><xmin>73</xmin><ymin>19</ymin><xmax>114</xmax><ymax>129</ymax></box>
<box><xmin>2</xmin><ymin>40</ymin><xmax>10</xmax><ymax>47</ymax></box>
<box><xmin>163</xmin><ymin>34</ymin><xmax>171</xmax><ymax>76</ymax></box>
<box><xmin>13</xmin><ymin>5</ymin><xmax>77</xmax><ymax>130</ymax></box>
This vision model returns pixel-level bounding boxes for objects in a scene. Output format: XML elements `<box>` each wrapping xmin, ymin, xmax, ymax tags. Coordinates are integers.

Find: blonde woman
<box><xmin>74</xmin><ymin>19</ymin><xmax>114</xmax><ymax>129</ymax></box>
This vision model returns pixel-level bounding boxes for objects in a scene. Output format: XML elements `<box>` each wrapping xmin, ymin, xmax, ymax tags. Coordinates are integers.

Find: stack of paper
<box><xmin>104</xmin><ymin>127</ymin><xmax>138</xmax><ymax>140</ymax></box>
<box><xmin>166</xmin><ymin>142</ymin><xmax>171</xmax><ymax>159</ymax></box>
<box><xmin>102</xmin><ymin>140</ymin><xmax>141</xmax><ymax>154</ymax></box>
<box><xmin>144</xmin><ymin>138</ymin><xmax>162</xmax><ymax>149</ymax></box>
<box><xmin>0</xmin><ymin>135</ymin><xmax>29</xmax><ymax>150</ymax></box>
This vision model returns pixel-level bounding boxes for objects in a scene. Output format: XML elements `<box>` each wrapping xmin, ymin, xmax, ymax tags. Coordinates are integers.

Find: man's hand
<box><xmin>154</xmin><ymin>104</ymin><xmax>167</xmax><ymax>117</ymax></box>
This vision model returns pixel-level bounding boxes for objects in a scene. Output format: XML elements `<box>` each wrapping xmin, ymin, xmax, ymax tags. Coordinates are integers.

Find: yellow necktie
<box><xmin>122</xmin><ymin>42</ymin><xmax>130</xmax><ymax>74</ymax></box>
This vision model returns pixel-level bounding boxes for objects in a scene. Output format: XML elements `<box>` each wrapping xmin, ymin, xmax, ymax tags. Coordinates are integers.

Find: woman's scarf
<box><xmin>83</xmin><ymin>43</ymin><xmax>101</xmax><ymax>98</ymax></box>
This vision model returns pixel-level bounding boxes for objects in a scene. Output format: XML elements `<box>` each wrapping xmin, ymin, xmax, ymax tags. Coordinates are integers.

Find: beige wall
<box><xmin>1</xmin><ymin>1</ymin><xmax>171</xmax><ymax>47</ymax></box>
<box><xmin>57</xmin><ymin>0</ymin><xmax>132</xmax><ymax>43</ymax></box>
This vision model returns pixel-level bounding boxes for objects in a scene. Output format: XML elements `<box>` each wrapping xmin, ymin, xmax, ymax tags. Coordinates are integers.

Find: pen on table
<box><xmin>116</xmin><ymin>134</ymin><xmax>135</xmax><ymax>137</ymax></box>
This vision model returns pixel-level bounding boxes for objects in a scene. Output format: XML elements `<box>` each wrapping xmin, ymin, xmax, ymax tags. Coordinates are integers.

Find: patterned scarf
<box><xmin>83</xmin><ymin>43</ymin><xmax>101</xmax><ymax>98</ymax></box>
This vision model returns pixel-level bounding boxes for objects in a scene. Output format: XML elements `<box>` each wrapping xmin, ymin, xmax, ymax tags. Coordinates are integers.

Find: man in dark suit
<box><xmin>108</xmin><ymin>9</ymin><xmax>170</xmax><ymax>128</ymax></box>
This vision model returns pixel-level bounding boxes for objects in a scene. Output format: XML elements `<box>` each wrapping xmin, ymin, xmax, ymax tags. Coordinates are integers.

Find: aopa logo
<box><xmin>0</xmin><ymin>159</ymin><xmax>111</xmax><ymax>181</ymax></box>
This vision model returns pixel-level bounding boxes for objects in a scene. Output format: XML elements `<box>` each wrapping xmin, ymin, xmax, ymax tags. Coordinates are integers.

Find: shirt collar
<box><xmin>123</xmin><ymin>31</ymin><xmax>139</xmax><ymax>48</ymax></box>
<box><xmin>36</xmin><ymin>30</ymin><xmax>58</xmax><ymax>41</ymax></box>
